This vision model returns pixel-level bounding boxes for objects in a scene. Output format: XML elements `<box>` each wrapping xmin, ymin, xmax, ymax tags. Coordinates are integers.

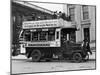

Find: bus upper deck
<box><xmin>19</xmin><ymin>19</ymin><xmax>77</xmax><ymax>47</ymax></box>
<box><xmin>22</xmin><ymin>18</ymin><xmax>75</xmax><ymax>29</ymax></box>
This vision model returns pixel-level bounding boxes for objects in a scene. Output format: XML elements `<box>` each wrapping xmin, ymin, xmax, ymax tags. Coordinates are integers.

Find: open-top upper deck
<box><xmin>22</xmin><ymin>19</ymin><xmax>76</xmax><ymax>29</ymax></box>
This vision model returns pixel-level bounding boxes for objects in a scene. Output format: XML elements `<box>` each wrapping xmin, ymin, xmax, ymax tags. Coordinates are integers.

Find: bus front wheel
<box><xmin>72</xmin><ymin>52</ymin><xmax>82</xmax><ymax>63</ymax></box>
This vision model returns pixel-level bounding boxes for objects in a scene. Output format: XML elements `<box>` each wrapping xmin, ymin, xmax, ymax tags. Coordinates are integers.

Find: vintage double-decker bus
<box><xmin>19</xmin><ymin>19</ymin><xmax>89</xmax><ymax>62</ymax></box>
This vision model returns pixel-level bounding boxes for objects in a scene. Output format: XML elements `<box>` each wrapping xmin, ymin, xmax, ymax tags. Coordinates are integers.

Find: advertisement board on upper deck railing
<box><xmin>22</xmin><ymin>19</ymin><xmax>61</xmax><ymax>29</ymax></box>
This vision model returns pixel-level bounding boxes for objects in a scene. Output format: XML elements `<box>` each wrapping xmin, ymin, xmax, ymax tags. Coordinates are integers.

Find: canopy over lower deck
<box><xmin>22</xmin><ymin>19</ymin><xmax>76</xmax><ymax>29</ymax></box>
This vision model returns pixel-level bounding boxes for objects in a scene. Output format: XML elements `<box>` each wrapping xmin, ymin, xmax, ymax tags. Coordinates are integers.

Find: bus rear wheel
<box><xmin>31</xmin><ymin>50</ymin><xmax>41</xmax><ymax>62</ymax></box>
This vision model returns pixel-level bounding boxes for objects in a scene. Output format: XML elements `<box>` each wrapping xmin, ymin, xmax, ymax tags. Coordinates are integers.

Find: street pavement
<box><xmin>12</xmin><ymin>51</ymin><xmax>96</xmax><ymax>60</ymax></box>
<box><xmin>11</xmin><ymin>51</ymin><xmax>96</xmax><ymax>74</ymax></box>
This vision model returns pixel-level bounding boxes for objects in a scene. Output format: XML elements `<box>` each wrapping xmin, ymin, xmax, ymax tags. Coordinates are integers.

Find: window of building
<box><xmin>82</xmin><ymin>5</ymin><xmax>89</xmax><ymax>20</ymax></box>
<box><xmin>69</xmin><ymin>8</ymin><xmax>75</xmax><ymax>21</ymax></box>
<box><xmin>84</xmin><ymin>28</ymin><xmax>90</xmax><ymax>42</ymax></box>
<box><xmin>69</xmin><ymin>31</ymin><xmax>76</xmax><ymax>42</ymax></box>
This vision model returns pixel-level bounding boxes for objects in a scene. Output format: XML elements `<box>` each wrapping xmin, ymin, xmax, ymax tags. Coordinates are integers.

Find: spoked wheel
<box><xmin>72</xmin><ymin>53</ymin><xmax>82</xmax><ymax>63</ymax></box>
<box><xmin>31</xmin><ymin>50</ymin><xmax>41</xmax><ymax>62</ymax></box>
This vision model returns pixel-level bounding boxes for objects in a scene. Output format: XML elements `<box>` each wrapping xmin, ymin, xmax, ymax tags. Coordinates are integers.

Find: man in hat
<box><xmin>82</xmin><ymin>39</ymin><xmax>92</xmax><ymax>55</ymax></box>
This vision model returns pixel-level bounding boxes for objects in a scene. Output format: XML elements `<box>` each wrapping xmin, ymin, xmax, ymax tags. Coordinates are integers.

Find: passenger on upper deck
<box><xmin>57</xmin><ymin>11</ymin><xmax>72</xmax><ymax>21</ymax></box>
<box><xmin>52</xmin><ymin>11</ymin><xmax>57</xmax><ymax>19</ymax></box>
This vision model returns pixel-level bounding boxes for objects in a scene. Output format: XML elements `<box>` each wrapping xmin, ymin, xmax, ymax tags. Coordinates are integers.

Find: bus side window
<box><xmin>32</xmin><ymin>32</ymin><xmax>38</xmax><ymax>41</ymax></box>
<box><xmin>48</xmin><ymin>31</ymin><xmax>55</xmax><ymax>41</ymax></box>
<box><xmin>56</xmin><ymin>31</ymin><xmax>59</xmax><ymax>39</ymax></box>
<box><xmin>24</xmin><ymin>32</ymin><xmax>31</xmax><ymax>41</ymax></box>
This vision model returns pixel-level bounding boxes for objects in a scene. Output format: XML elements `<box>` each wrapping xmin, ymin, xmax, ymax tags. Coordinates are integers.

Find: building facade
<box><xmin>63</xmin><ymin>4</ymin><xmax>96</xmax><ymax>43</ymax></box>
<box><xmin>12</xmin><ymin>0</ymin><xmax>53</xmax><ymax>46</ymax></box>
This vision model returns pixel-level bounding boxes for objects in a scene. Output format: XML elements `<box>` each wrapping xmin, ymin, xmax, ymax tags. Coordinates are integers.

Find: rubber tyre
<box><xmin>72</xmin><ymin>53</ymin><xmax>82</xmax><ymax>63</ymax></box>
<box><xmin>31</xmin><ymin>50</ymin><xmax>41</xmax><ymax>62</ymax></box>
